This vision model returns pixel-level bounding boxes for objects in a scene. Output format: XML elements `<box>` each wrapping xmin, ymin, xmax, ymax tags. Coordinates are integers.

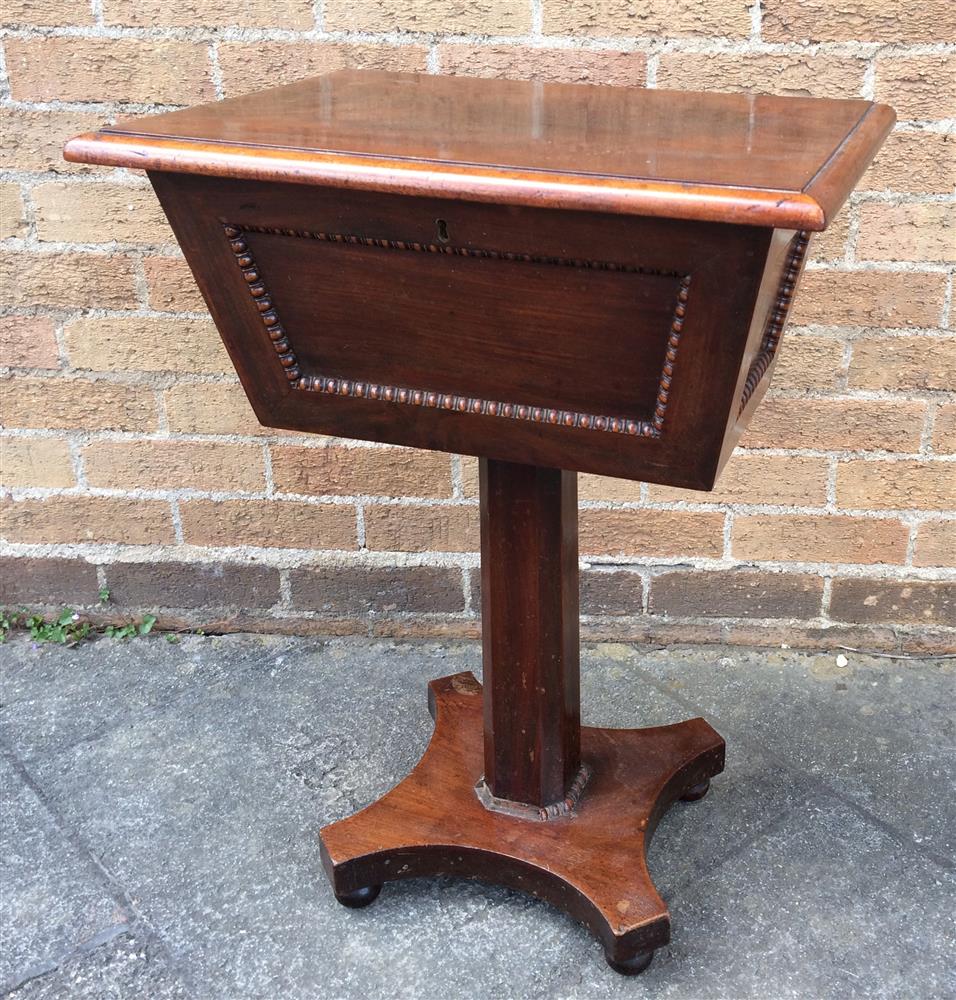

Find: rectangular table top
<box><xmin>65</xmin><ymin>69</ymin><xmax>893</xmax><ymax>231</ymax></box>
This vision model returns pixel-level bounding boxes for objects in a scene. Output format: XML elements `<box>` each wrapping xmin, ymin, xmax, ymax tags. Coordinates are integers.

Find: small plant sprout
<box><xmin>0</xmin><ymin>592</ymin><xmax>160</xmax><ymax>646</ymax></box>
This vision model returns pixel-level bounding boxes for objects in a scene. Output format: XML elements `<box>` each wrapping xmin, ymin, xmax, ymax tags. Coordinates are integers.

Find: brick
<box><xmin>578</xmin><ymin>474</ymin><xmax>643</xmax><ymax>502</ymax></box>
<box><xmin>104</xmin><ymin>0</ymin><xmax>312</xmax><ymax>28</ymax></box>
<box><xmin>650</xmin><ymin>454</ymin><xmax>829</xmax><ymax>507</ymax></box>
<box><xmin>808</xmin><ymin>213</ymin><xmax>851</xmax><ymax>264</ymax></box>
<box><xmin>33</xmin><ymin>183</ymin><xmax>173</xmax><ymax>247</ymax></box>
<box><xmin>105</xmin><ymin>561</ymin><xmax>280</xmax><ymax>609</ymax></box>
<box><xmin>874</xmin><ymin>56</ymin><xmax>956</xmax><ymax>121</ymax></box>
<box><xmin>582</xmin><ymin>619</ymin><xmax>728</xmax><ymax>644</ymax></box>
<box><xmin>829</xmin><ymin>579</ymin><xmax>956</xmax><ymax>627</ymax></box>
<box><xmin>290</xmin><ymin>565</ymin><xmax>465</xmax><ymax>614</ymax></box>
<box><xmin>143</xmin><ymin>257</ymin><xmax>208</xmax><ymax>313</ymax></box>
<box><xmin>179</xmin><ymin>500</ymin><xmax>356</xmax><ymax>549</ymax></box>
<box><xmin>271</xmin><ymin>446</ymin><xmax>453</xmax><ymax>498</ymax></box>
<box><xmin>848</xmin><ymin>337</ymin><xmax>956</xmax><ymax>392</ymax></box>
<box><xmin>732</xmin><ymin>514</ymin><xmax>908</xmax><ymax>565</ymax></box>
<box><xmin>164</xmin><ymin>383</ymin><xmax>270</xmax><ymax>436</ymax></box>
<box><xmin>856</xmin><ymin>204</ymin><xmax>956</xmax><ymax>264</ymax></box>
<box><xmin>649</xmin><ymin>570</ymin><xmax>824</xmax><ymax>619</ymax></box>
<box><xmin>0</xmin><ymin>108</ymin><xmax>106</xmax><ymax>175</ymax></box>
<box><xmin>0</xmin><ymin>252</ymin><xmax>138</xmax><ymax>309</ymax></box>
<box><xmin>791</xmin><ymin>270</ymin><xmax>946</xmax><ymax>328</ymax></box>
<box><xmin>863</xmin><ymin>131</ymin><xmax>955</xmax><ymax>194</ymax></box>
<box><xmin>218</xmin><ymin>43</ymin><xmax>428</xmax><ymax>98</ymax></box>
<box><xmin>762</xmin><ymin>0</ymin><xmax>954</xmax><ymax>42</ymax></box>
<box><xmin>460</xmin><ymin>457</ymin><xmax>479</xmax><ymax>497</ymax></box>
<box><xmin>364</xmin><ymin>505</ymin><xmax>478</xmax><ymax>553</ymax></box>
<box><xmin>743</xmin><ymin>399</ymin><xmax>925</xmax><ymax>453</ymax></box>
<box><xmin>373</xmin><ymin>618</ymin><xmax>480</xmax><ymax>640</ymax></box>
<box><xmin>0</xmin><ymin>436</ymin><xmax>75</xmax><ymax>488</ymax></box>
<box><xmin>657</xmin><ymin>53</ymin><xmax>866</xmax><ymax>100</ymax></box>
<box><xmin>933</xmin><ymin>405</ymin><xmax>956</xmax><ymax>453</ymax></box>
<box><xmin>439</xmin><ymin>46</ymin><xmax>647</xmax><ymax>86</ymax></box>
<box><xmin>5</xmin><ymin>38</ymin><xmax>215</xmax><ymax>105</ymax></box>
<box><xmin>1</xmin><ymin>496</ymin><xmax>175</xmax><ymax>545</ymax></box>
<box><xmin>326</xmin><ymin>0</ymin><xmax>529</xmax><ymax>32</ymax></box>
<box><xmin>82</xmin><ymin>441</ymin><xmax>265</xmax><ymax>492</ymax></box>
<box><xmin>579</xmin><ymin>509</ymin><xmax>725</xmax><ymax>557</ymax></box>
<box><xmin>900</xmin><ymin>629</ymin><xmax>956</xmax><ymax>656</ymax></box>
<box><xmin>581</xmin><ymin>570</ymin><xmax>644</xmax><ymax>616</ymax></box>
<box><xmin>836</xmin><ymin>460</ymin><xmax>956</xmax><ymax>511</ymax></box>
<box><xmin>722</xmin><ymin>621</ymin><xmax>901</xmax><ymax>652</ymax></box>
<box><xmin>772</xmin><ymin>334</ymin><xmax>846</xmax><ymax>391</ymax></box>
<box><xmin>1</xmin><ymin>377</ymin><xmax>158</xmax><ymax>432</ymax></box>
<box><xmin>2</xmin><ymin>0</ymin><xmax>94</xmax><ymax>24</ymax></box>
<box><xmin>0</xmin><ymin>184</ymin><xmax>27</xmax><ymax>240</ymax></box>
<box><xmin>0</xmin><ymin>316</ymin><xmax>60</xmax><ymax>369</ymax></box>
<box><xmin>914</xmin><ymin>521</ymin><xmax>956</xmax><ymax>567</ymax></box>
<box><xmin>64</xmin><ymin>317</ymin><xmax>230</xmax><ymax>374</ymax></box>
<box><xmin>544</xmin><ymin>0</ymin><xmax>751</xmax><ymax>37</ymax></box>
<box><xmin>0</xmin><ymin>557</ymin><xmax>98</xmax><ymax>607</ymax></box>
<box><xmin>472</xmin><ymin>566</ymin><xmax>648</xmax><ymax>618</ymax></box>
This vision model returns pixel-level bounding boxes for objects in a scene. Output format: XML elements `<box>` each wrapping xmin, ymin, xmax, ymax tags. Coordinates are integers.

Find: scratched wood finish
<box><xmin>63</xmin><ymin>70</ymin><xmax>894</xmax><ymax>978</ymax></box>
<box><xmin>320</xmin><ymin>673</ymin><xmax>725</xmax><ymax>972</ymax></box>
<box><xmin>480</xmin><ymin>460</ymin><xmax>580</xmax><ymax>808</ymax></box>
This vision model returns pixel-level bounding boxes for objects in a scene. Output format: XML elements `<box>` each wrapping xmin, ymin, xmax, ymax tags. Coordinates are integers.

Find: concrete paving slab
<box><xmin>0</xmin><ymin>753</ymin><xmax>129</xmax><ymax>993</ymax></box>
<box><xmin>1</xmin><ymin>633</ymin><xmax>952</xmax><ymax>999</ymax></box>
<box><xmin>10</xmin><ymin>931</ymin><xmax>190</xmax><ymax>1000</ymax></box>
<box><xmin>552</xmin><ymin>798</ymin><xmax>956</xmax><ymax>1000</ymax></box>
<box><xmin>635</xmin><ymin>645</ymin><xmax>956</xmax><ymax>862</ymax></box>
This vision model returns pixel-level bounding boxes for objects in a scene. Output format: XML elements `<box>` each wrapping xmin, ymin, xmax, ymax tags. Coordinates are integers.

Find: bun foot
<box><xmin>321</xmin><ymin>673</ymin><xmax>726</xmax><ymax>972</ymax></box>
<box><xmin>335</xmin><ymin>884</ymin><xmax>382</xmax><ymax>909</ymax></box>
<box><xmin>681</xmin><ymin>779</ymin><xmax>711</xmax><ymax>802</ymax></box>
<box><xmin>605</xmin><ymin>948</ymin><xmax>654</xmax><ymax>976</ymax></box>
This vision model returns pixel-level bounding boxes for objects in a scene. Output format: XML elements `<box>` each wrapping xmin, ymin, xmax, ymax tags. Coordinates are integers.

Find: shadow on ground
<box><xmin>1</xmin><ymin>634</ymin><xmax>953</xmax><ymax>999</ymax></box>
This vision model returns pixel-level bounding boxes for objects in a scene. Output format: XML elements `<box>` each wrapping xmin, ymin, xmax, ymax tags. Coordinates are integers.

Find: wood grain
<box><xmin>320</xmin><ymin>672</ymin><xmax>726</xmax><ymax>972</ymax></box>
<box><xmin>64</xmin><ymin>70</ymin><xmax>895</xmax><ymax>229</ymax></box>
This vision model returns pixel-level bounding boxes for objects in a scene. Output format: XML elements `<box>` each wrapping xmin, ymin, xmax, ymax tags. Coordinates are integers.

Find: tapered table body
<box><xmin>65</xmin><ymin>70</ymin><xmax>894</xmax><ymax>975</ymax></box>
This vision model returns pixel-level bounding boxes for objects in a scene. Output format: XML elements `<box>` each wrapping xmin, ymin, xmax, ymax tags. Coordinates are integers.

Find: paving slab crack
<box><xmin>1</xmin><ymin>923</ymin><xmax>133</xmax><ymax>997</ymax></box>
<box><xmin>0</xmin><ymin>739</ymin><xmax>199</xmax><ymax>996</ymax></box>
<box><xmin>629</xmin><ymin>662</ymin><xmax>956</xmax><ymax>873</ymax></box>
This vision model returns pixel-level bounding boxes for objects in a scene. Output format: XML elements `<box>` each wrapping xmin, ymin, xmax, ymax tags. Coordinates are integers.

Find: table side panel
<box><xmin>149</xmin><ymin>172</ymin><xmax>773</xmax><ymax>489</ymax></box>
<box><xmin>718</xmin><ymin>228</ymin><xmax>812</xmax><ymax>472</ymax></box>
<box><xmin>241</xmin><ymin>226</ymin><xmax>683</xmax><ymax>423</ymax></box>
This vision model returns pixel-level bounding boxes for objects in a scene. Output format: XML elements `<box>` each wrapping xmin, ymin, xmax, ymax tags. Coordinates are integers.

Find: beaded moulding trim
<box><xmin>738</xmin><ymin>230</ymin><xmax>811</xmax><ymax>415</ymax></box>
<box><xmin>223</xmin><ymin>223</ymin><xmax>693</xmax><ymax>438</ymax></box>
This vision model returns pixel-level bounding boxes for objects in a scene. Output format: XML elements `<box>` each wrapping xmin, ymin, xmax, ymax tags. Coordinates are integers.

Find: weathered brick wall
<box><xmin>1</xmin><ymin>1</ymin><xmax>954</xmax><ymax>651</ymax></box>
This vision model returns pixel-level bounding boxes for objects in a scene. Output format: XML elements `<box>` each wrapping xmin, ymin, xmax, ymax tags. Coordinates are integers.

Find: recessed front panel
<box><xmin>233</xmin><ymin>224</ymin><xmax>687</xmax><ymax>434</ymax></box>
<box><xmin>151</xmin><ymin>172</ymin><xmax>774</xmax><ymax>489</ymax></box>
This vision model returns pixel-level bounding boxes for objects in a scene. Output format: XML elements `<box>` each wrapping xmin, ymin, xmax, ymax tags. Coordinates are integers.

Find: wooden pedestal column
<box><xmin>318</xmin><ymin>462</ymin><xmax>726</xmax><ymax>974</ymax></box>
<box><xmin>479</xmin><ymin>459</ymin><xmax>581</xmax><ymax>810</ymax></box>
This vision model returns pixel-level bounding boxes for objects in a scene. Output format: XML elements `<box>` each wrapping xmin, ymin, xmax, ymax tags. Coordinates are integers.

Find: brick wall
<box><xmin>1</xmin><ymin>1</ymin><xmax>954</xmax><ymax>652</ymax></box>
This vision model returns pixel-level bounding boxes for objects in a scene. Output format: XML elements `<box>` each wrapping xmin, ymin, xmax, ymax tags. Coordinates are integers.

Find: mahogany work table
<box><xmin>66</xmin><ymin>71</ymin><xmax>893</xmax><ymax>975</ymax></box>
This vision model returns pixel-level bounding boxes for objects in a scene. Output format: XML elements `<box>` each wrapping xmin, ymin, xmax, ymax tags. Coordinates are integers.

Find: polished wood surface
<box><xmin>63</xmin><ymin>70</ymin><xmax>894</xmax><ymax>977</ymax></box>
<box><xmin>480</xmin><ymin>460</ymin><xmax>580</xmax><ymax>808</ymax></box>
<box><xmin>319</xmin><ymin>672</ymin><xmax>725</xmax><ymax>973</ymax></box>
<box><xmin>146</xmin><ymin>170</ymin><xmax>774</xmax><ymax>488</ymax></box>
<box><xmin>64</xmin><ymin>70</ymin><xmax>894</xmax><ymax>229</ymax></box>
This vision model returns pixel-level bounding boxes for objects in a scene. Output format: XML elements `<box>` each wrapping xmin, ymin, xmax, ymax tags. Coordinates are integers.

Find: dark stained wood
<box><xmin>480</xmin><ymin>460</ymin><xmax>580</xmax><ymax>807</ymax></box>
<box><xmin>64</xmin><ymin>70</ymin><xmax>894</xmax><ymax>230</ymax></box>
<box><xmin>145</xmin><ymin>169</ymin><xmax>774</xmax><ymax>489</ymax></box>
<box><xmin>63</xmin><ymin>70</ymin><xmax>894</xmax><ymax>977</ymax></box>
<box><xmin>319</xmin><ymin>672</ymin><xmax>725</xmax><ymax>973</ymax></box>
